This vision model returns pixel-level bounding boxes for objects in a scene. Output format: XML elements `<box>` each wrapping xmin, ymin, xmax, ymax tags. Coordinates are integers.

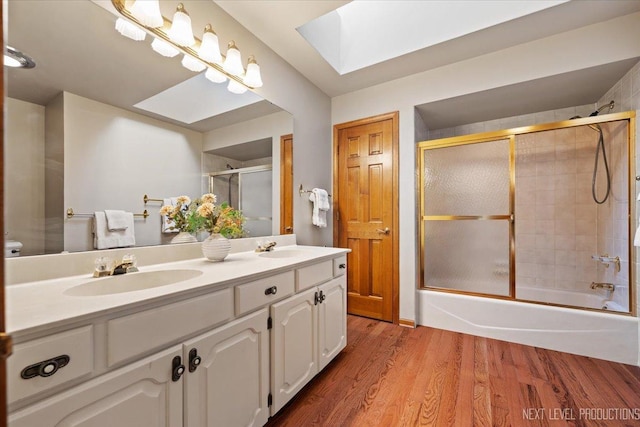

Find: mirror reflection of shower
<box><xmin>209</xmin><ymin>164</ymin><xmax>273</xmax><ymax>238</ymax></box>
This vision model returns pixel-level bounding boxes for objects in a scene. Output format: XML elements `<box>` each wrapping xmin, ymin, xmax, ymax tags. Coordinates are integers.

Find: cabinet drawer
<box><xmin>8</xmin><ymin>325</ymin><xmax>94</xmax><ymax>406</ymax></box>
<box><xmin>333</xmin><ymin>256</ymin><xmax>347</xmax><ymax>277</ymax></box>
<box><xmin>235</xmin><ymin>271</ymin><xmax>295</xmax><ymax>316</ymax></box>
<box><xmin>107</xmin><ymin>288</ymin><xmax>233</xmax><ymax>366</ymax></box>
<box><xmin>296</xmin><ymin>260</ymin><xmax>333</xmax><ymax>291</ymax></box>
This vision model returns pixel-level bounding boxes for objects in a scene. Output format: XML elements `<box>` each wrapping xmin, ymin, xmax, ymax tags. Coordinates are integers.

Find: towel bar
<box><xmin>299</xmin><ymin>184</ymin><xmax>332</xmax><ymax>197</ymax></box>
<box><xmin>67</xmin><ymin>208</ymin><xmax>149</xmax><ymax>219</ymax></box>
<box><xmin>143</xmin><ymin>194</ymin><xmax>164</xmax><ymax>204</ymax></box>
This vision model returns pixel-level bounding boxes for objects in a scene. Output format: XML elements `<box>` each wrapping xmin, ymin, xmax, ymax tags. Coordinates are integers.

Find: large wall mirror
<box><xmin>4</xmin><ymin>0</ymin><xmax>293</xmax><ymax>257</ymax></box>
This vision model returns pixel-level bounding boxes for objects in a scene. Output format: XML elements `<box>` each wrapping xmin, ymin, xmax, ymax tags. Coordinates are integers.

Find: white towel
<box><xmin>309</xmin><ymin>188</ymin><xmax>330</xmax><ymax>228</ymax></box>
<box><xmin>162</xmin><ymin>197</ymin><xmax>179</xmax><ymax>233</ymax></box>
<box><xmin>104</xmin><ymin>209</ymin><xmax>129</xmax><ymax>231</ymax></box>
<box><xmin>634</xmin><ymin>217</ymin><xmax>640</xmax><ymax>246</ymax></box>
<box><xmin>93</xmin><ymin>211</ymin><xmax>136</xmax><ymax>249</ymax></box>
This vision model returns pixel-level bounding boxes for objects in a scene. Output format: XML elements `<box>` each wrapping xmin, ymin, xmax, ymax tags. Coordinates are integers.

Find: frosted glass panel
<box><xmin>424</xmin><ymin>220</ymin><xmax>510</xmax><ymax>296</ymax></box>
<box><xmin>240</xmin><ymin>170</ymin><xmax>272</xmax><ymax>237</ymax></box>
<box><xmin>424</xmin><ymin>140</ymin><xmax>510</xmax><ymax>216</ymax></box>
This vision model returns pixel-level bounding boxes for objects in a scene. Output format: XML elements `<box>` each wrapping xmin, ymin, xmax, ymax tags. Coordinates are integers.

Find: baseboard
<box><xmin>398</xmin><ymin>318</ymin><xmax>415</xmax><ymax>328</ymax></box>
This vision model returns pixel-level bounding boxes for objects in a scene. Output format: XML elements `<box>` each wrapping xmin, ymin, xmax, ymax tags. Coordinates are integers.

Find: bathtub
<box><xmin>516</xmin><ymin>286</ymin><xmax>627</xmax><ymax>312</ymax></box>
<box><xmin>418</xmin><ymin>290</ymin><xmax>639</xmax><ymax>365</ymax></box>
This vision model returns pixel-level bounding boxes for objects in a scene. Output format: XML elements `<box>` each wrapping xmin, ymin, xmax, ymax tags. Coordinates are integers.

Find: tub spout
<box><xmin>590</xmin><ymin>282</ymin><xmax>615</xmax><ymax>292</ymax></box>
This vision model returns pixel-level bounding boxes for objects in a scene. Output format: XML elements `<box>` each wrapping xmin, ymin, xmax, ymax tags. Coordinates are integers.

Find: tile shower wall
<box><xmin>514</xmin><ymin>122</ymin><xmax>628</xmax><ymax>309</ymax></box>
<box><xmin>597</xmin><ymin>59</ymin><xmax>640</xmax><ymax>315</ymax></box>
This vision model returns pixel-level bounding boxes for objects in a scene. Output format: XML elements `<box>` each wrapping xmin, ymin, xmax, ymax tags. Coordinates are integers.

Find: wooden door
<box><xmin>8</xmin><ymin>346</ymin><xmax>183</xmax><ymax>427</ymax></box>
<box><xmin>334</xmin><ymin>112</ymin><xmax>398</xmax><ymax>323</ymax></box>
<box><xmin>183</xmin><ymin>308</ymin><xmax>269</xmax><ymax>427</ymax></box>
<box><xmin>280</xmin><ymin>134</ymin><xmax>293</xmax><ymax>235</ymax></box>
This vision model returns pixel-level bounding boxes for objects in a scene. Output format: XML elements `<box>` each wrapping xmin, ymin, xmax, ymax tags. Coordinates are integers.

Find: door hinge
<box><xmin>267</xmin><ymin>316</ymin><xmax>272</xmax><ymax>330</ymax></box>
<box><xmin>268</xmin><ymin>393</ymin><xmax>273</xmax><ymax>407</ymax></box>
<box><xmin>0</xmin><ymin>333</ymin><xmax>13</xmax><ymax>359</ymax></box>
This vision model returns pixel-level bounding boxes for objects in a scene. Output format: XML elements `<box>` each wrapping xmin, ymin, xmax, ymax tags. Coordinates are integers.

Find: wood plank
<box><xmin>266</xmin><ymin>316</ymin><xmax>640</xmax><ymax>427</ymax></box>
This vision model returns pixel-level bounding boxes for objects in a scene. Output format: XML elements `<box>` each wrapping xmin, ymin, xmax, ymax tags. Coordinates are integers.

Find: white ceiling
<box><xmin>6</xmin><ymin>1</ymin><xmax>640</xmax><ymax>132</ymax></box>
<box><xmin>216</xmin><ymin>0</ymin><xmax>640</xmax><ymax>97</ymax></box>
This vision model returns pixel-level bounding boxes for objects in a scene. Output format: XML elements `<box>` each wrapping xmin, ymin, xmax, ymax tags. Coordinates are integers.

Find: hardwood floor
<box><xmin>266</xmin><ymin>315</ymin><xmax>640</xmax><ymax>427</ymax></box>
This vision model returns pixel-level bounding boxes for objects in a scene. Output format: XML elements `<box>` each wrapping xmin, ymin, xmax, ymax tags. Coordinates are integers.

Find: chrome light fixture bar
<box><xmin>111</xmin><ymin>0</ymin><xmax>263</xmax><ymax>91</ymax></box>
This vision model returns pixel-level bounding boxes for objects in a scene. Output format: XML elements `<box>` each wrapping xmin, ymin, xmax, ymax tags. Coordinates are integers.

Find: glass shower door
<box><xmin>421</xmin><ymin>138</ymin><xmax>513</xmax><ymax>296</ymax></box>
<box><xmin>240</xmin><ymin>170</ymin><xmax>272</xmax><ymax>237</ymax></box>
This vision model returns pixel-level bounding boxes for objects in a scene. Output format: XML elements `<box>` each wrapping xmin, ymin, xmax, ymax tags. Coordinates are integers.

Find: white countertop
<box><xmin>6</xmin><ymin>245</ymin><xmax>349</xmax><ymax>339</ymax></box>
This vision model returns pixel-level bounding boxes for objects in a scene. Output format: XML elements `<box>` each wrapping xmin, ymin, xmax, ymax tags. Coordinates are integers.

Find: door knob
<box><xmin>285</xmin><ymin>226</ymin><xmax>292</xmax><ymax>231</ymax></box>
<box><xmin>376</xmin><ymin>227</ymin><xmax>390</xmax><ymax>234</ymax></box>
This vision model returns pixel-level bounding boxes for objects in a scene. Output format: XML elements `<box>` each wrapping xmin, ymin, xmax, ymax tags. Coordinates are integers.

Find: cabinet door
<box><xmin>9</xmin><ymin>346</ymin><xmax>183</xmax><ymax>427</ymax></box>
<box><xmin>318</xmin><ymin>277</ymin><xmax>348</xmax><ymax>371</ymax></box>
<box><xmin>183</xmin><ymin>308</ymin><xmax>269</xmax><ymax>427</ymax></box>
<box><xmin>270</xmin><ymin>287</ymin><xmax>318</xmax><ymax>414</ymax></box>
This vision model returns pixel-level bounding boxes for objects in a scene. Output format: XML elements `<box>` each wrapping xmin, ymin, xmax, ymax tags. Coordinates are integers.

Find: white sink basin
<box><xmin>64</xmin><ymin>269</ymin><xmax>203</xmax><ymax>296</ymax></box>
<box><xmin>258</xmin><ymin>249</ymin><xmax>306</xmax><ymax>259</ymax></box>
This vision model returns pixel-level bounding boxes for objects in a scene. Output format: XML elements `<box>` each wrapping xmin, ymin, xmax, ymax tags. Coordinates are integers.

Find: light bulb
<box><xmin>227</xmin><ymin>79</ymin><xmax>248</xmax><ymax>94</ymax></box>
<box><xmin>223</xmin><ymin>41</ymin><xmax>244</xmax><ymax>77</ymax></box>
<box><xmin>167</xmin><ymin>3</ymin><xmax>195</xmax><ymax>46</ymax></box>
<box><xmin>199</xmin><ymin>24</ymin><xmax>222</xmax><ymax>64</ymax></box>
<box><xmin>115</xmin><ymin>17</ymin><xmax>146</xmax><ymax>41</ymax></box>
<box><xmin>243</xmin><ymin>56</ymin><xmax>263</xmax><ymax>88</ymax></box>
<box><xmin>129</xmin><ymin>0</ymin><xmax>163</xmax><ymax>28</ymax></box>
<box><xmin>182</xmin><ymin>55</ymin><xmax>206</xmax><ymax>72</ymax></box>
<box><xmin>151</xmin><ymin>38</ymin><xmax>179</xmax><ymax>57</ymax></box>
<box><xmin>205</xmin><ymin>67</ymin><xmax>227</xmax><ymax>83</ymax></box>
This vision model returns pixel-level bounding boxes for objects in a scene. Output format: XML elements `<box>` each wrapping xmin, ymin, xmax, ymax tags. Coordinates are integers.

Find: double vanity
<box><xmin>5</xmin><ymin>235</ymin><xmax>349</xmax><ymax>426</ymax></box>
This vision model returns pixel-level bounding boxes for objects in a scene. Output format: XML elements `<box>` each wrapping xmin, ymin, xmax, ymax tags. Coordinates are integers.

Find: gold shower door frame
<box><xmin>417</xmin><ymin>112</ymin><xmax>636</xmax><ymax>315</ymax></box>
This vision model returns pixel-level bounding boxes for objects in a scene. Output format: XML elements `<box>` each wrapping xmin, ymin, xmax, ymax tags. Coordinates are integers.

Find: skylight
<box><xmin>297</xmin><ymin>0</ymin><xmax>568</xmax><ymax>75</ymax></box>
<box><xmin>135</xmin><ymin>73</ymin><xmax>264</xmax><ymax>124</ymax></box>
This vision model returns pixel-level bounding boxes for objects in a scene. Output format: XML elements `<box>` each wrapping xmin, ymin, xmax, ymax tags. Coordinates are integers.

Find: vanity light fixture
<box><xmin>4</xmin><ymin>46</ymin><xmax>36</xmax><ymax>69</ymax></box>
<box><xmin>199</xmin><ymin>24</ymin><xmax>222</xmax><ymax>63</ymax></box>
<box><xmin>227</xmin><ymin>79</ymin><xmax>248</xmax><ymax>94</ymax></box>
<box><xmin>129</xmin><ymin>0</ymin><xmax>163</xmax><ymax>28</ymax></box>
<box><xmin>205</xmin><ymin>67</ymin><xmax>227</xmax><ymax>84</ymax></box>
<box><xmin>167</xmin><ymin>3</ymin><xmax>195</xmax><ymax>47</ymax></box>
<box><xmin>222</xmin><ymin>41</ymin><xmax>243</xmax><ymax>77</ymax></box>
<box><xmin>111</xmin><ymin>0</ymin><xmax>263</xmax><ymax>93</ymax></box>
<box><xmin>151</xmin><ymin>37</ymin><xmax>179</xmax><ymax>57</ymax></box>
<box><xmin>115</xmin><ymin>17</ymin><xmax>146</xmax><ymax>41</ymax></box>
<box><xmin>181</xmin><ymin>54</ymin><xmax>206</xmax><ymax>72</ymax></box>
<box><xmin>243</xmin><ymin>55</ymin><xmax>263</xmax><ymax>88</ymax></box>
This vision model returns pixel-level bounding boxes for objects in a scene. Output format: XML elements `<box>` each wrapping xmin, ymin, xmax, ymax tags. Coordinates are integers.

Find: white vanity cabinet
<box><xmin>183</xmin><ymin>308</ymin><xmax>270</xmax><ymax>427</ymax></box>
<box><xmin>7</xmin><ymin>248</ymin><xmax>348</xmax><ymax>427</ymax></box>
<box><xmin>9</xmin><ymin>345</ymin><xmax>184</xmax><ymax>426</ymax></box>
<box><xmin>270</xmin><ymin>274</ymin><xmax>347</xmax><ymax>414</ymax></box>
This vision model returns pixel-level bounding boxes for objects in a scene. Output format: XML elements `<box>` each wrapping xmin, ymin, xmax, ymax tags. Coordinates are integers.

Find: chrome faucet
<box><xmin>590</xmin><ymin>282</ymin><xmax>615</xmax><ymax>292</ymax></box>
<box><xmin>255</xmin><ymin>241</ymin><xmax>277</xmax><ymax>252</ymax></box>
<box><xmin>93</xmin><ymin>254</ymin><xmax>138</xmax><ymax>277</ymax></box>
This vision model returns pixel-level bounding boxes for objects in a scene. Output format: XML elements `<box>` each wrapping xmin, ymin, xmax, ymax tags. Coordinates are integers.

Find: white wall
<box><xmin>61</xmin><ymin>92</ymin><xmax>203</xmax><ymax>252</ymax></box>
<box><xmin>4</xmin><ymin>98</ymin><xmax>45</xmax><ymax>256</ymax></box>
<box><xmin>332</xmin><ymin>13</ymin><xmax>640</xmax><ymax>323</ymax></box>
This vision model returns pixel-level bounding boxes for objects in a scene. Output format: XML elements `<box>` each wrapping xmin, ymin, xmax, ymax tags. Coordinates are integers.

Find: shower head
<box><xmin>226</xmin><ymin>163</ymin><xmax>236</xmax><ymax>170</ymax></box>
<box><xmin>588</xmin><ymin>100</ymin><xmax>614</xmax><ymax>117</ymax></box>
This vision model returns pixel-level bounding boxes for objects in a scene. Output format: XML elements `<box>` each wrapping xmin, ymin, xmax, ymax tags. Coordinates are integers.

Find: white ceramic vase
<box><xmin>171</xmin><ymin>231</ymin><xmax>198</xmax><ymax>244</ymax></box>
<box><xmin>202</xmin><ymin>233</ymin><xmax>231</xmax><ymax>262</ymax></box>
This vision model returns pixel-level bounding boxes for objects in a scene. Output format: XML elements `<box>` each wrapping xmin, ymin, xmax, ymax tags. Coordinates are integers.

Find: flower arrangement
<box><xmin>195</xmin><ymin>193</ymin><xmax>246</xmax><ymax>239</ymax></box>
<box><xmin>158</xmin><ymin>195</ymin><xmax>204</xmax><ymax>234</ymax></box>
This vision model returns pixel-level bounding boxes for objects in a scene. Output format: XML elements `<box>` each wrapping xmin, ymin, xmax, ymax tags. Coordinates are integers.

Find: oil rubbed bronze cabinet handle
<box><xmin>188</xmin><ymin>348</ymin><xmax>202</xmax><ymax>373</ymax></box>
<box><xmin>21</xmin><ymin>355</ymin><xmax>70</xmax><ymax>379</ymax></box>
<box><xmin>265</xmin><ymin>286</ymin><xmax>278</xmax><ymax>295</ymax></box>
<box><xmin>172</xmin><ymin>356</ymin><xmax>185</xmax><ymax>382</ymax></box>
